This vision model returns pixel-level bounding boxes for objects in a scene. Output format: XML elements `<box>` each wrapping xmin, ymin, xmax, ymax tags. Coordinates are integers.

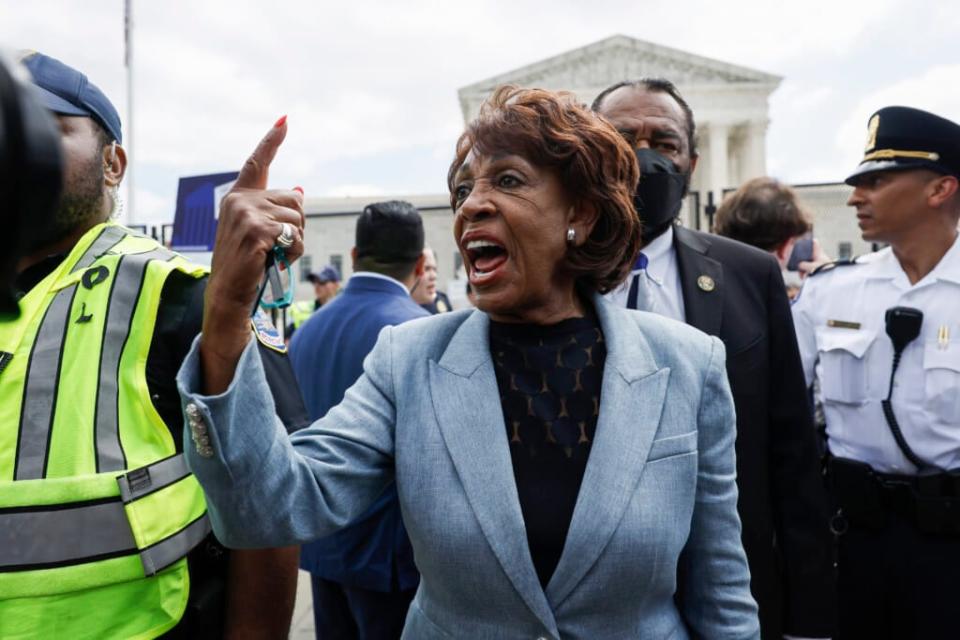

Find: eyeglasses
<box><xmin>251</xmin><ymin>246</ymin><xmax>294</xmax><ymax>315</ymax></box>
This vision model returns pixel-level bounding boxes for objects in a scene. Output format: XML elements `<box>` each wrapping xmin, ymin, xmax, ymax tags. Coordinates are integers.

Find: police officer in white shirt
<box><xmin>792</xmin><ymin>105</ymin><xmax>960</xmax><ymax>639</ymax></box>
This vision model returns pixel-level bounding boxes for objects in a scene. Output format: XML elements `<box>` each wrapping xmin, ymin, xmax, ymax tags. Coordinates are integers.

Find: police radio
<box><xmin>886</xmin><ymin>306</ymin><xmax>923</xmax><ymax>356</ymax></box>
<box><xmin>882</xmin><ymin>306</ymin><xmax>930</xmax><ymax>470</ymax></box>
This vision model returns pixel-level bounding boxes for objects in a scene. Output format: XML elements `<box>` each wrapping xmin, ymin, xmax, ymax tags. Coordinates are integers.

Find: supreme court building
<box><xmin>296</xmin><ymin>35</ymin><xmax>862</xmax><ymax>307</ymax></box>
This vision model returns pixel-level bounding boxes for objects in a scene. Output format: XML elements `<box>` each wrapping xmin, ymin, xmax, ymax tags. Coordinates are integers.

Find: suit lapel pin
<box><xmin>697</xmin><ymin>275</ymin><xmax>715</xmax><ymax>292</ymax></box>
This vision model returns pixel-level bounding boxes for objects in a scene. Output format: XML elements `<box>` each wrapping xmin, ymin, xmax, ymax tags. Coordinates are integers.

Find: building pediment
<box><xmin>458</xmin><ymin>34</ymin><xmax>781</xmax><ymax>122</ymax></box>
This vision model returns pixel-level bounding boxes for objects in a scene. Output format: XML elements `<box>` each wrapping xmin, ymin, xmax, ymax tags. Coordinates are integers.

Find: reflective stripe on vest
<box><xmin>93</xmin><ymin>248</ymin><xmax>175</xmax><ymax>473</ymax></box>
<box><xmin>1</xmin><ymin>454</ymin><xmax>210</xmax><ymax>575</ymax></box>
<box><xmin>69</xmin><ymin>224</ymin><xmax>126</xmax><ymax>274</ymax></box>
<box><xmin>290</xmin><ymin>299</ymin><xmax>316</xmax><ymax>328</ymax></box>
<box><xmin>0</xmin><ymin>497</ymin><xmax>136</xmax><ymax>571</ymax></box>
<box><xmin>14</xmin><ymin>285</ymin><xmax>77</xmax><ymax>480</ymax></box>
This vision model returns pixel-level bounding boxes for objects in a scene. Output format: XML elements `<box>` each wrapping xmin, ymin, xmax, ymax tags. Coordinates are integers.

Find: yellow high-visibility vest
<box><xmin>0</xmin><ymin>224</ymin><xmax>211</xmax><ymax>639</ymax></box>
<box><xmin>289</xmin><ymin>299</ymin><xmax>316</xmax><ymax>329</ymax></box>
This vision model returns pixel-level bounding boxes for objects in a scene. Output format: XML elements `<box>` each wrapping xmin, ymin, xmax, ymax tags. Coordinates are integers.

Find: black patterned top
<box><xmin>489</xmin><ymin>307</ymin><xmax>606</xmax><ymax>588</ymax></box>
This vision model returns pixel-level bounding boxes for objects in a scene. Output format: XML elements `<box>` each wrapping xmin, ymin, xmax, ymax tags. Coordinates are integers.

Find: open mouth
<box><xmin>465</xmin><ymin>239</ymin><xmax>508</xmax><ymax>281</ymax></box>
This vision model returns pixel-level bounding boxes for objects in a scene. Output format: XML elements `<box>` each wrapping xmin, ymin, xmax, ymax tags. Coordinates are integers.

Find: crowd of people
<box><xmin>3</xmin><ymin>48</ymin><xmax>960</xmax><ymax>640</ymax></box>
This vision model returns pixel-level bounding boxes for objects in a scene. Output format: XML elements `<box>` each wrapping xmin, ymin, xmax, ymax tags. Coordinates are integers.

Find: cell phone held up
<box><xmin>786</xmin><ymin>236</ymin><xmax>814</xmax><ymax>272</ymax></box>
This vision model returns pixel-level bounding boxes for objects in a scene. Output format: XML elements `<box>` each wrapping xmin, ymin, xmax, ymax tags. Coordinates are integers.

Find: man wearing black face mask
<box><xmin>594</xmin><ymin>79</ymin><xmax>835</xmax><ymax>640</ymax></box>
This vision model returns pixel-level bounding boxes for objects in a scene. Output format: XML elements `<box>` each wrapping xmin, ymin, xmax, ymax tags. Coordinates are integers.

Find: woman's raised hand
<box><xmin>200</xmin><ymin>116</ymin><xmax>305</xmax><ymax>394</ymax></box>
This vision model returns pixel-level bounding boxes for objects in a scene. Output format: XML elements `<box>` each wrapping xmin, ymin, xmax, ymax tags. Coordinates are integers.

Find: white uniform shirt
<box><xmin>606</xmin><ymin>225</ymin><xmax>686</xmax><ymax>322</ymax></box>
<box><xmin>792</xmin><ymin>234</ymin><xmax>960</xmax><ymax>473</ymax></box>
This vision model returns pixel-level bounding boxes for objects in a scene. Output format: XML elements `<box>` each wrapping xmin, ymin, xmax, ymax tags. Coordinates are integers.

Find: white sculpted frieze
<box><xmin>460</xmin><ymin>41</ymin><xmax>774</xmax><ymax>99</ymax></box>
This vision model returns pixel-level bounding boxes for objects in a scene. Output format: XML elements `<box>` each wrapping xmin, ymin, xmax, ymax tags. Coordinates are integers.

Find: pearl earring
<box><xmin>566</xmin><ymin>227</ymin><xmax>576</xmax><ymax>244</ymax></box>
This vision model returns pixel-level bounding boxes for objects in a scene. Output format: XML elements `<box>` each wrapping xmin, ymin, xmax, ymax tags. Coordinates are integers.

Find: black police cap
<box><xmin>355</xmin><ymin>200</ymin><xmax>424</xmax><ymax>263</ymax></box>
<box><xmin>846</xmin><ymin>106</ymin><xmax>960</xmax><ymax>185</ymax></box>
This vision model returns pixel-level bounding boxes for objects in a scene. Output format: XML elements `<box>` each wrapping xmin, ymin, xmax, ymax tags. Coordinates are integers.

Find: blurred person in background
<box><xmin>290</xmin><ymin>201</ymin><xmax>427</xmax><ymax>640</ymax></box>
<box><xmin>412</xmin><ymin>246</ymin><xmax>451</xmax><ymax>314</ymax></box>
<box><xmin>713</xmin><ymin>177</ymin><xmax>816</xmax><ymax>298</ymax></box>
<box><xmin>286</xmin><ymin>264</ymin><xmax>340</xmax><ymax>338</ymax></box>
<box><xmin>713</xmin><ymin>177</ymin><xmax>812</xmax><ymax>269</ymax></box>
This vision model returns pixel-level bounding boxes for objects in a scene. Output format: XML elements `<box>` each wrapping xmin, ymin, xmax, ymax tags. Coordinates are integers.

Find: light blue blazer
<box><xmin>178</xmin><ymin>294</ymin><xmax>759</xmax><ymax>639</ymax></box>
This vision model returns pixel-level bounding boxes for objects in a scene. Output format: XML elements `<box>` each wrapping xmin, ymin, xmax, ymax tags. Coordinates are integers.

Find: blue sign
<box><xmin>170</xmin><ymin>171</ymin><xmax>239</xmax><ymax>251</ymax></box>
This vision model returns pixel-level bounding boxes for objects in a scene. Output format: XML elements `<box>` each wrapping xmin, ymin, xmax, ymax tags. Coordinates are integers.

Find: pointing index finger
<box><xmin>234</xmin><ymin>115</ymin><xmax>288</xmax><ymax>191</ymax></box>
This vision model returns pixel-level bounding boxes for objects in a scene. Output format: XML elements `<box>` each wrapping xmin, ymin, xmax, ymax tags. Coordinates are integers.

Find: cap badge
<box><xmin>697</xmin><ymin>275</ymin><xmax>716</xmax><ymax>292</ymax></box>
<box><xmin>865</xmin><ymin>114</ymin><xmax>880</xmax><ymax>152</ymax></box>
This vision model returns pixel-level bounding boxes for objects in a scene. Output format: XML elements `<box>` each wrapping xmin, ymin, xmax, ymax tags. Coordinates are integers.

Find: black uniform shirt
<box><xmin>149</xmin><ymin>271</ymin><xmax>310</xmax><ymax>442</ymax></box>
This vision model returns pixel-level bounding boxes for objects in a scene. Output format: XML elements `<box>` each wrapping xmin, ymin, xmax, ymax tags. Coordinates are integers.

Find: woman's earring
<box><xmin>566</xmin><ymin>227</ymin><xmax>577</xmax><ymax>245</ymax></box>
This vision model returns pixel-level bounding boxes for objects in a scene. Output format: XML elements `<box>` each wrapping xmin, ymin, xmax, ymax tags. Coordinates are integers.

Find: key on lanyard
<box><xmin>251</xmin><ymin>246</ymin><xmax>293</xmax><ymax>316</ymax></box>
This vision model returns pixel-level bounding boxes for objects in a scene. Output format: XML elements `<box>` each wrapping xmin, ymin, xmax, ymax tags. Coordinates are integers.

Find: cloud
<box><xmin>619</xmin><ymin>0</ymin><xmax>901</xmax><ymax>69</ymax></box>
<box><xmin>119</xmin><ymin>186</ymin><xmax>173</xmax><ymax>226</ymax></box>
<box><xmin>323</xmin><ymin>184</ymin><xmax>389</xmax><ymax>198</ymax></box>
<box><xmin>3</xmin><ymin>0</ymin><xmax>956</xmax><ymax>224</ymax></box>
<box><xmin>835</xmin><ymin>64</ymin><xmax>960</xmax><ymax>169</ymax></box>
<box><xmin>773</xmin><ymin>82</ymin><xmax>834</xmax><ymax>114</ymax></box>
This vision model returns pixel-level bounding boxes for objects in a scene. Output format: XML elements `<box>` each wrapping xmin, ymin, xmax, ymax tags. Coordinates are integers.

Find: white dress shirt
<box><xmin>792</xmin><ymin>234</ymin><xmax>960</xmax><ymax>474</ymax></box>
<box><xmin>606</xmin><ymin>225</ymin><xmax>686</xmax><ymax>322</ymax></box>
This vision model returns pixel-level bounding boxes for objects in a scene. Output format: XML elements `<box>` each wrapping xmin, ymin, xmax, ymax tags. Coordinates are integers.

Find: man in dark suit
<box><xmin>290</xmin><ymin>200</ymin><xmax>429</xmax><ymax>639</ymax></box>
<box><xmin>594</xmin><ymin>79</ymin><xmax>835</xmax><ymax>639</ymax></box>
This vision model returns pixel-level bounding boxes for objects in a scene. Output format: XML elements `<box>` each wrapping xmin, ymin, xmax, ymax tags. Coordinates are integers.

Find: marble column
<box><xmin>741</xmin><ymin>119</ymin><xmax>769</xmax><ymax>181</ymax></box>
<box><xmin>708</xmin><ymin>122</ymin><xmax>730</xmax><ymax>204</ymax></box>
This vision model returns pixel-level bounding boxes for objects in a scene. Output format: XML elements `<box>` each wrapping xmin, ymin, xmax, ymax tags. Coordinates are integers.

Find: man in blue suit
<box><xmin>290</xmin><ymin>200</ymin><xmax>428</xmax><ymax>639</ymax></box>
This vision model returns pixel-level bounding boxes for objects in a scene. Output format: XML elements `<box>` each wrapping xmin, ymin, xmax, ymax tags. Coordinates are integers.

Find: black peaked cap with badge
<box><xmin>846</xmin><ymin>105</ymin><xmax>960</xmax><ymax>185</ymax></box>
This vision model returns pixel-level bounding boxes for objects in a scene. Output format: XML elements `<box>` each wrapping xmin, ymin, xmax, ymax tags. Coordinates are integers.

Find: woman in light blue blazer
<box><xmin>179</xmin><ymin>86</ymin><xmax>760</xmax><ymax>639</ymax></box>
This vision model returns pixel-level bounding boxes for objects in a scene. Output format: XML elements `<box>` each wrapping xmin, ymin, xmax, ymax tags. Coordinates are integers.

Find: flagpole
<box><xmin>124</xmin><ymin>0</ymin><xmax>134</xmax><ymax>224</ymax></box>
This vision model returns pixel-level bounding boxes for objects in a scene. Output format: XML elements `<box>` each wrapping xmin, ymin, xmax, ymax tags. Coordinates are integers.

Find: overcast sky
<box><xmin>4</xmin><ymin>0</ymin><xmax>959</xmax><ymax>224</ymax></box>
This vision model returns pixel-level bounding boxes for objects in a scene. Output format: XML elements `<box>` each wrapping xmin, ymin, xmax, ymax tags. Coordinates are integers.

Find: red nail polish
<box><xmin>274</xmin><ymin>115</ymin><xmax>287</xmax><ymax>128</ymax></box>
<box><xmin>293</xmin><ymin>186</ymin><xmax>304</xmax><ymax>195</ymax></box>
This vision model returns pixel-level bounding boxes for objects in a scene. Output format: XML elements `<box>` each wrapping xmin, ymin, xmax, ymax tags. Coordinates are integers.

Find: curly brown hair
<box><xmin>447</xmin><ymin>85</ymin><xmax>641</xmax><ymax>294</ymax></box>
<box><xmin>714</xmin><ymin>177</ymin><xmax>812</xmax><ymax>252</ymax></box>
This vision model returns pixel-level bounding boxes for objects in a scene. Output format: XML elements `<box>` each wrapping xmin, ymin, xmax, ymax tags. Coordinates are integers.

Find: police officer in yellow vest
<box><xmin>285</xmin><ymin>265</ymin><xmax>340</xmax><ymax>339</ymax></box>
<box><xmin>1</xmin><ymin>52</ymin><xmax>308</xmax><ymax>639</ymax></box>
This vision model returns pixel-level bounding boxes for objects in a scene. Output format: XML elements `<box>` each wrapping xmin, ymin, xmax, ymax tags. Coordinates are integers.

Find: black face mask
<box><xmin>633</xmin><ymin>149</ymin><xmax>689</xmax><ymax>244</ymax></box>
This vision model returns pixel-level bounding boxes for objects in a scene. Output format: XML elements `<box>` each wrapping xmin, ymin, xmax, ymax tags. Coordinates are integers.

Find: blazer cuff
<box><xmin>176</xmin><ymin>333</ymin><xmax>280</xmax><ymax>488</ymax></box>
